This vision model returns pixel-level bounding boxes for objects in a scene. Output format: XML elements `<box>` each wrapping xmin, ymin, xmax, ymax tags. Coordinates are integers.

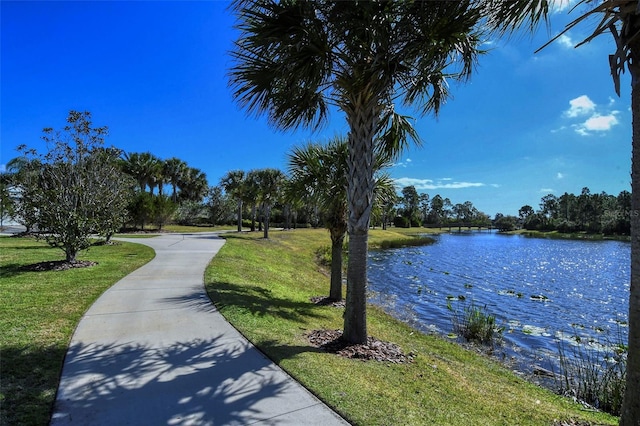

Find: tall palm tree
<box><xmin>546</xmin><ymin>2</ymin><xmax>640</xmax><ymax>423</ymax></box>
<box><xmin>164</xmin><ymin>157</ymin><xmax>188</xmax><ymax>202</ymax></box>
<box><xmin>230</xmin><ymin>0</ymin><xmax>487</xmax><ymax>344</ymax></box>
<box><xmin>220</xmin><ymin>170</ymin><xmax>246</xmax><ymax>232</ymax></box>
<box><xmin>178</xmin><ymin>167</ymin><xmax>208</xmax><ymax>202</ymax></box>
<box><xmin>122</xmin><ymin>152</ymin><xmax>161</xmax><ymax>193</ymax></box>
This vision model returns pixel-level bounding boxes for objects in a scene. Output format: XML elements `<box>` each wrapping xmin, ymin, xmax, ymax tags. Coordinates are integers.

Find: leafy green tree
<box><xmin>16</xmin><ymin>111</ymin><xmax>132</xmax><ymax>262</ymax></box>
<box><xmin>152</xmin><ymin>194</ymin><xmax>177</xmax><ymax>230</ymax></box>
<box><xmin>128</xmin><ymin>191</ymin><xmax>154</xmax><ymax>230</ymax></box>
<box><xmin>495</xmin><ymin>215</ymin><xmax>518</xmax><ymax>232</ymax></box>
<box><xmin>400</xmin><ymin>185</ymin><xmax>420</xmax><ymax>226</ymax></box>
<box><xmin>518</xmin><ymin>205</ymin><xmax>534</xmax><ymax>222</ymax></box>
<box><xmin>206</xmin><ymin>185</ymin><xmax>234</xmax><ymax>226</ymax></box>
<box><xmin>230</xmin><ymin>0</ymin><xmax>488</xmax><ymax>343</ymax></box>
<box><xmin>175</xmin><ymin>200</ymin><xmax>207</xmax><ymax>226</ymax></box>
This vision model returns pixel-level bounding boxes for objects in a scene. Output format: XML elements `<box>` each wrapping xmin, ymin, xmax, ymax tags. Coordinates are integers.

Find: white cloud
<box><xmin>540</xmin><ymin>188</ymin><xmax>555</xmax><ymax>193</ymax></box>
<box><xmin>556</xmin><ymin>172</ymin><xmax>564</xmax><ymax>179</ymax></box>
<box><xmin>551</xmin><ymin>0</ymin><xmax>576</xmax><ymax>13</ymax></box>
<box><xmin>557</xmin><ymin>34</ymin><xmax>574</xmax><ymax>49</ymax></box>
<box><xmin>565</xmin><ymin>95</ymin><xmax>596</xmax><ymax>118</ymax></box>
<box><xmin>561</xmin><ymin>95</ymin><xmax>621</xmax><ymax>136</ymax></box>
<box><xmin>394</xmin><ymin>177</ymin><xmax>485</xmax><ymax>190</ymax></box>
<box><xmin>574</xmin><ymin>113</ymin><xmax>619</xmax><ymax>135</ymax></box>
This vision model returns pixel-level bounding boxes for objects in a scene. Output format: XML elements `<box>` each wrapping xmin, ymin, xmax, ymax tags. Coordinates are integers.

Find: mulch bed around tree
<box><xmin>310</xmin><ymin>296</ymin><xmax>346</xmax><ymax>308</ymax></box>
<box><xmin>20</xmin><ymin>260</ymin><xmax>97</xmax><ymax>272</ymax></box>
<box><xmin>307</xmin><ymin>329</ymin><xmax>415</xmax><ymax>363</ymax></box>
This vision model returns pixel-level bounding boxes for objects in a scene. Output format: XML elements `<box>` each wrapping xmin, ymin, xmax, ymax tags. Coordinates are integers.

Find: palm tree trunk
<box><xmin>329</xmin><ymin>228</ymin><xmax>345</xmax><ymax>301</ymax></box>
<box><xmin>343</xmin><ymin>96</ymin><xmax>379</xmax><ymax>344</ymax></box>
<box><xmin>263</xmin><ymin>202</ymin><xmax>270</xmax><ymax>239</ymax></box>
<box><xmin>236</xmin><ymin>199</ymin><xmax>243</xmax><ymax>232</ymax></box>
<box><xmin>621</xmin><ymin>45</ymin><xmax>640</xmax><ymax>426</ymax></box>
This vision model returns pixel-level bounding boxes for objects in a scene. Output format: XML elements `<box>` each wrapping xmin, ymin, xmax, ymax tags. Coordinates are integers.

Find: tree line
<box><xmin>392</xmin><ymin>185</ymin><xmax>632</xmax><ymax>236</ymax></box>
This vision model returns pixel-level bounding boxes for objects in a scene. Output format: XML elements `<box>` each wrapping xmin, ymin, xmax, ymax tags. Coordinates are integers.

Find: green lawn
<box><xmin>205</xmin><ymin>228</ymin><xmax>618</xmax><ymax>426</ymax></box>
<box><xmin>0</xmin><ymin>236</ymin><xmax>155</xmax><ymax>425</ymax></box>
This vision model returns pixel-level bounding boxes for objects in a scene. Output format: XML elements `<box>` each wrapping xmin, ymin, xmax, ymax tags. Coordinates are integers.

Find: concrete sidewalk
<box><xmin>51</xmin><ymin>232</ymin><xmax>349</xmax><ymax>425</ymax></box>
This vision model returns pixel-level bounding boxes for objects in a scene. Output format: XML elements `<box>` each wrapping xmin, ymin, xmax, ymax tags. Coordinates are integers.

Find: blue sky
<box><xmin>1</xmin><ymin>1</ymin><xmax>631</xmax><ymax>217</ymax></box>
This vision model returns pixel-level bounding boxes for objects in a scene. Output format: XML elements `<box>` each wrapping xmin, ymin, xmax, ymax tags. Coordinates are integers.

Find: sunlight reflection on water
<box><xmin>367</xmin><ymin>232</ymin><xmax>630</xmax><ymax>374</ymax></box>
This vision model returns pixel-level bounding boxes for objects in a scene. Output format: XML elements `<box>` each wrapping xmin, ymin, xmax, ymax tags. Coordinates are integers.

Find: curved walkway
<box><xmin>51</xmin><ymin>233</ymin><xmax>348</xmax><ymax>425</ymax></box>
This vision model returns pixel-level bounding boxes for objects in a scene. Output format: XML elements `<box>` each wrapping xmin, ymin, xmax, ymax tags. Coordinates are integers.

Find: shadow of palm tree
<box><xmin>206</xmin><ymin>282</ymin><xmax>331</xmax><ymax>324</ymax></box>
<box><xmin>51</xmin><ymin>336</ymin><xmax>299</xmax><ymax>425</ymax></box>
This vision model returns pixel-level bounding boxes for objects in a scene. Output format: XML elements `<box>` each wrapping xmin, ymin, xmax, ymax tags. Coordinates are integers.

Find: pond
<box><xmin>367</xmin><ymin>232</ymin><xmax>630</xmax><ymax>375</ymax></box>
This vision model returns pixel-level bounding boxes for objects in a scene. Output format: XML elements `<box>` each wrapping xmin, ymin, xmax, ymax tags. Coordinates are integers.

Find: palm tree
<box><xmin>489</xmin><ymin>1</ymin><xmax>640</xmax><ymax>421</ymax></box>
<box><xmin>252</xmin><ymin>168</ymin><xmax>285</xmax><ymax>239</ymax></box>
<box><xmin>164</xmin><ymin>157</ymin><xmax>188</xmax><ymax>202</ymax></box>
<box><xmin>122</xmin><ymin>152</ymin><xmax>161</xmax><ymax>193</ymax></box>
<box><xmin>288</xmin><ymin>136</ymin><xmax>398</xmax><ymax>301</ymax></box>
<box><xmin>178</xmin><ymin>167</ymin><xmax>208</xmax><ymax>202</ymax></box>
<box><xmin>220</xmin><ymin>170</ymin><xmax>246</xmax><ymax>232</ymax></box>
<box><xmin>230</xmin><ymin>0</ymin><xmax>489</xmax><ymax>344</ymax></box>
<box><xmin>288</xmin><ymin>138</ymin><xmax>350</xmax><ymax>301</ymax></box>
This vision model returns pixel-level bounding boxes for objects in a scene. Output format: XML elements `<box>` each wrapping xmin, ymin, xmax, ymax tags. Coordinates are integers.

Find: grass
<box><xmin>205</xmin><ymin>228</ymin><xmax>618</xmax><ymax>425</ymax></box>
<box><xmin>0</xmin><ymin>236</ymin><xmax>155</xmax><ymax>426</ymax></box>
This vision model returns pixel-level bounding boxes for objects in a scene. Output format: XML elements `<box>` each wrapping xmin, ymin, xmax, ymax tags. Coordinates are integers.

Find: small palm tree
<box><xmin>288</xmin><ymin>138</ymin><xmax>350</xmax><ymax>301</ymax></box>
<box><xmin>252</xmin><ymin>168</ymin><xmax>285</xmax><ymax>239</ymax></box>
<box><xmin>221</xmin><ymin>170</ymin><xmax>246</xmax><ymax>232</ymax></box>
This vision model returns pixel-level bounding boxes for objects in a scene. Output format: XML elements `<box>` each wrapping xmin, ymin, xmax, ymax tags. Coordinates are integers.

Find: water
<box><xmin>367</xmin><ymin>232</ymin><xmax>630</xmax><ymax>374</ymax></box>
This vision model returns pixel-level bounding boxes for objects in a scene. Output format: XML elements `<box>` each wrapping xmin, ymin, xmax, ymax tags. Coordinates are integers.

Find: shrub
<box><xmin>393</xmin><ymin>216</ymin><xmax>410</xmax><ymax>228</ymax></box>
<box><xmin>448</xmin><ymin>300</ymin><xmax>503</xmax><ymax>345</ymax></box>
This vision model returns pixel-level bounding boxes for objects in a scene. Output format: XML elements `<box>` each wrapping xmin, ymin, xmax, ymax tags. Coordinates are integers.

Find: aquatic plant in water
<box><xmin>553</xmin><ymin>329</ymin><xmax>627</xmax><ymax>416</ymax></box>
<box><xmin>448</xmin><ymin>300</ymin><xmax>504</xmax><ymax>345</ymax></box>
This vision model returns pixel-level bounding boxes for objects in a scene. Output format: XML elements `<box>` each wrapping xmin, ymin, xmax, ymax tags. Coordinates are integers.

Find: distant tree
<box><xmin>0</xmin><ymin>170</ymin><xmax>15</xmax><ymax>228</ymax></box>
<box><xmin>252</xmin><ymin>168</ymin><xmax>285</xmax><ymax>239</ymax></box>
<box><xmin>518</xmin><ymin>205</ymin><xmax>534</xmax><ymax>222</ymax></box>
<box><xmin>418</xmin><ymin>193</ymin><xmax>430</xmax><ymax>225</ymax></box>
<box><xmin>178</xmin><ymin>167</ymin><xmax>208</xmax><ymax>202</ymax></box>
<box><xmin>206</xmin><ymin>185</ymin><xmax>234</xmax><ymax>226</ymax></box>
<box><xmin>400</xmin><ymin>186</ymin><xmax>421</xmax><ymax>227</ymax></box>
<box><xmin>128</xmin><ymin>191</ymin><xmax>154</xmax><ymax>230</ymax></box>
<box><xmin>175</xmin><ymin>200</ymin><xmax>206</xmax><ymax>226</ymax></box>
<box><xmin>220</xmin><ymin>170</ymin><xmax>246</xmax><ymax>232</ymax></box>
<box><xmin>16</xmin><ymin>111</ymin><xmax>133</xmax><ymax>262</ymax></box>
<box><xmin>495</xmin><ymin>215</ymin><xmax>518</xmax><ymax>232</ymax></box>
<box><xmin>164</xmin><ymin>157</ymin><xmax>188</xmax><ymax>202</ymax></box>
<box><xmin>428</xmin><ymin>194</ymin><xmax>445</xmax><ymax>225</ymax></box>
<box><xmin>122</xmin><ymin>152</ymin><xmax>162</xmax><ymax>194</ymax></box>
<box><xmin>152</xmin><ymin>194</ymin><xmax>177</xmax><ymax>230</ymax></box>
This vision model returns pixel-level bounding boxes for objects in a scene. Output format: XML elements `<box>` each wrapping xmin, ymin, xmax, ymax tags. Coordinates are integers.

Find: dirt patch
<box><xmin>20</xmin><ymin>260</ymin><xmax>97</xmax><ymax>272</ymax></box>
<box><xmin>310</xmin><ymin>296</ymin><xmax>345</xmax><ymax>308</ymax></box>
<box><xmin>307</xmin><ymin>329</ymin><xmax>414</xmax><ymax>364</ymax></box>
